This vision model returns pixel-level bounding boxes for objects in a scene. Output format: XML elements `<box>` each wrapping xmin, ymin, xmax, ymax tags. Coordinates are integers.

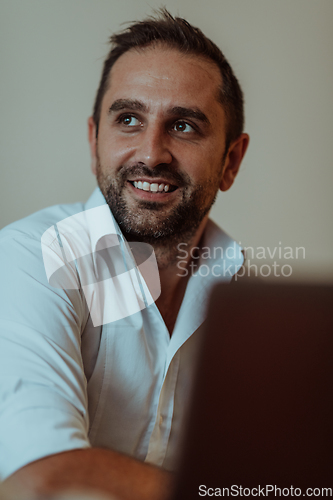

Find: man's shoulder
<box><xmin>0</xmin><ymin>200</ymin><xmax>89</xmax><ymax>333</ymax></box>
<box><xmin>203</xmin><ymin>221</ymin><xmax>260</xmax><ymax>285</ymax></box>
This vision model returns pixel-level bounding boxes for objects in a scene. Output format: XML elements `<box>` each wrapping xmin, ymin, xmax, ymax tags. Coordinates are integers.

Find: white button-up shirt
<box><xmin>0</xmin><ymin>188</ymin><xmax>243</xmax><ymax>480</ymax></box>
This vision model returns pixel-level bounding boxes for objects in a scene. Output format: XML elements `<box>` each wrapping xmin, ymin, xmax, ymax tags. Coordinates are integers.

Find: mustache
<box><xmin>118</xmin><ymin>164</ymin><xmax>189</xmax><ymax>187</ymax></box>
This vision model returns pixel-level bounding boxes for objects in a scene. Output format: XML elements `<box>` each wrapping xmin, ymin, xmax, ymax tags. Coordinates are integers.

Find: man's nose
<box><xmin>134</xmin><ymin>125</ymin><xmax>173</xmax><ymax>168</ymax></box>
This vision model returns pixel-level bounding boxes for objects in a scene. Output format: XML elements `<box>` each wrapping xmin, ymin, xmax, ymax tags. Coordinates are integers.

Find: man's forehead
<box><xmin>103</xmin><ymin>45</ymin><xmax>224</xmax><ymax>116</ymax></box>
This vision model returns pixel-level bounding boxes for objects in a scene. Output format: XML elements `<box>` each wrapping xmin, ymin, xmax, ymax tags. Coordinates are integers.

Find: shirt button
<box><xmin>159</xmin><ymin>415</ymin><xmax>163</xmax><ymax>426</ymax></box>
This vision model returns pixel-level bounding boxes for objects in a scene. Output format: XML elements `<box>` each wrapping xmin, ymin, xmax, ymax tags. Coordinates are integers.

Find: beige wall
<box><xmin>1</xmin><ymin>0</ymin><xmax>332</xmax><ymax>281</ymax></box>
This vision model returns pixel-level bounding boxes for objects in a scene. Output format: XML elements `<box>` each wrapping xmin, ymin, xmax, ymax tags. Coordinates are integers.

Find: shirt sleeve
<box><xmin>0</xmin><ymin>228</ymin><xmax>91</xmax><ymax>480</ymax></box>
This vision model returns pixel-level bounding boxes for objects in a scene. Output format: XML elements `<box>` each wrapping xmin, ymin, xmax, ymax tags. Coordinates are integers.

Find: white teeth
<box><xmin>132</xmin><ymin>181</ymin><xmax>171</xmax><ymax>193</ymax></box>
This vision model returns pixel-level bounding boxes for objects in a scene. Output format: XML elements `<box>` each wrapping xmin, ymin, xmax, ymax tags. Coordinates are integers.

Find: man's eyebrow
<box><xmin>167</xmin><ymin>106</ymin><xmax>210</xmax><ymax>125</ymax></box>
<box><xmin>108</xmin><ymin>101</ymin><xmax>210</xmax><ymax>125</ymax></box>
<box><xmin>108</xmin><ymin>99</ymin><xmax>148</xmax><ymax>114</ymax></box>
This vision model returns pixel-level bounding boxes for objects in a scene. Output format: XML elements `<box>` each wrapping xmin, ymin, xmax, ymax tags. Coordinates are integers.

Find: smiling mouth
<box><xmin>129</xmin><ymin>180</ymin><xmax>178</xmax><ymax>193</ymax></box>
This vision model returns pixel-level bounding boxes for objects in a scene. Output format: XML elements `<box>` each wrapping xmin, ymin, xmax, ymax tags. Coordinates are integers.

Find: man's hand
<box><xmin>3</xmin><ymin>448</ymin><xmax>174</xmax><ymax>500</ymax></box>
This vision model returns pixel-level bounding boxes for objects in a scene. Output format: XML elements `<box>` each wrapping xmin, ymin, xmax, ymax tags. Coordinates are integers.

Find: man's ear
<box><xmin>220</xmin><ymin>133</ymin><xmax>249</xmax><ymax>192</ymax></box>
<box><xmin>88</xmin><ymin>116</ymin><xmax>98</xmax><ymax>175</ymax></box>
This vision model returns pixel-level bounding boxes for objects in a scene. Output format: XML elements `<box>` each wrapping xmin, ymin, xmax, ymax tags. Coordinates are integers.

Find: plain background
<box><xmin>1</xmin><ymin>0</ymin><xmax>332</xmax><ymax>281</ymax></box>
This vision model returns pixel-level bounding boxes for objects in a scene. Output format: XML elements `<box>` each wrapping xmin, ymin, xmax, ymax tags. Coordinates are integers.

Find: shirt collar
<box><xmin>83</xmin><ymin>189</ymin><xmax>243</xmax><ymax>343</ymax></box>
<box><xmin>167</xmin><ymin>219</ymin><xmax>244</xmax><ymax>363</ymax></box>
<box><xmin>83</xmin><ymin>188</ymin><xmax>128</xmax><ymax>274</ymax></box>
<box><xmin>84</xmin><ymin>187</ymin><xmax>123</xmax><ymax>251</ymax></box>
<box><xmin>183</xmin><ymin>218</ymin><xmax>244</xmax><ymax>302</ymax></box>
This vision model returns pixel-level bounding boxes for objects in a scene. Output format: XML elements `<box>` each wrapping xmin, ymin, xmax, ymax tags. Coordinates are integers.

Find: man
<box><xmin>0</xmin><ymin>10</ymin><xmax>249</xmax><ymax>500</ymax></box>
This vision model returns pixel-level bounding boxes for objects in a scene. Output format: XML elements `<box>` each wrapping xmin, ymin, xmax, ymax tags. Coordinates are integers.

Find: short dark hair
<box><xmin>93</xmin><ymin>9</ymin><xmax>244</xmax><ymax>146</ymax></box>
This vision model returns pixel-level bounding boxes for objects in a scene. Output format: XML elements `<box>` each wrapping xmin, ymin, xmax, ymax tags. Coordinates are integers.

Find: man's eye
<box><xmin>120</xmin><ymin>115</ymin><xmax>141</xmax><ymax>127</ymax></box>
<box><xmin>173</xmin><ymin>121</ymin><xmax>194</xmax><ymax>133</ymax></box>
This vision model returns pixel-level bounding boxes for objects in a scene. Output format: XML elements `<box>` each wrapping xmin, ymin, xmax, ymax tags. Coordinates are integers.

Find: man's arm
<box><xmin>0</xmin><ymin>222</ymin><xmax>172</xmax><ymax>500</ymax></box>
<box><xmin>4</xmin><ymin>448</ymin><xmax>174</xmax><ymax>500</ymax></box>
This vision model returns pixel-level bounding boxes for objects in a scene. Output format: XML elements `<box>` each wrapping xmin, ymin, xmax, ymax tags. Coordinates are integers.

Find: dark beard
<box><xmin>96</xmin><ymin>162</ymin><xmax>221</xmax><ymax>246</ymax></box>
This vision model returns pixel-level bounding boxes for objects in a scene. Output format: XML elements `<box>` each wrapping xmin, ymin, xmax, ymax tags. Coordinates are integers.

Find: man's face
<box><xmin>89</xmin><ymin>45</ymin><xmax>233</xmax><ymax>243</ymax></box>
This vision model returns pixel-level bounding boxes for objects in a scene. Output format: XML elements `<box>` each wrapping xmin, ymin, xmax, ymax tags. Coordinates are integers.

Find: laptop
<box><xmin>173</xmin><ymin>282</ymin><xmax>333</xmax><ymax>498</ymax></box>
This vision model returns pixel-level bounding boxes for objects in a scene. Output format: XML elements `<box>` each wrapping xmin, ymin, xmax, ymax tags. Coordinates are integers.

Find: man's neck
<box><xmin>122</xmin><ymin>215</ymin><xmax>209</xmax><ymax>335</ymax></box>
<box><xmin>152</xmin><ymin>215</ymin><xmax>209</xmax><ymax>335</ymax></box>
